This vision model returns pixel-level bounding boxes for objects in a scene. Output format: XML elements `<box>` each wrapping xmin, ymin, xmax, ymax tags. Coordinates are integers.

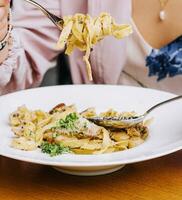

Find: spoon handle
<box><xmin>24</xmin><ymin>0</ymin><xmax>63</xmax><ymax>29</ymax></box>
<box><xmin>145</xmin><ymin>95</ymin><xmax>182</xmax><ymax>115</ymax></box>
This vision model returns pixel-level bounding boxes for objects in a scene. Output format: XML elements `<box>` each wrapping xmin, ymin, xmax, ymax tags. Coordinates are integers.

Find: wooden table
<box><xmin>0</xmin><ymin>151</ymin><xmax>181</xmax><ymax>200</ymax></box>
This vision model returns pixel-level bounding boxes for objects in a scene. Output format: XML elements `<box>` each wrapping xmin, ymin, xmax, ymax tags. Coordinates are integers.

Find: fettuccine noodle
<box><xmin>56</xmin><ymin>12</ymin><xmax>132</xmax><ymax>81</ymax></box>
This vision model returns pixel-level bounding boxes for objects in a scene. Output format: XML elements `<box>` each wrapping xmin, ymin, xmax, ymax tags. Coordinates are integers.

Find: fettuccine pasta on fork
<box><xmin>56</xmin><ymin>12</ymin><xmax>132</xmax><ymax>81</ymax></box>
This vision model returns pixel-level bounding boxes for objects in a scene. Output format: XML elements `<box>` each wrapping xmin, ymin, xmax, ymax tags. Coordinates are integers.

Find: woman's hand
<box><xmin>0</xmin><ymin>0</ymin><xmax>10</xmax><ymax>41</ymax></box>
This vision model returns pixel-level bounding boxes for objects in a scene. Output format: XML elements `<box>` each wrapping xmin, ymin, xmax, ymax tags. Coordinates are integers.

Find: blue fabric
<box><xmin>146</xmin><ymin>36</ymin><xmax>182</xmax><ymax>81</ymax></box>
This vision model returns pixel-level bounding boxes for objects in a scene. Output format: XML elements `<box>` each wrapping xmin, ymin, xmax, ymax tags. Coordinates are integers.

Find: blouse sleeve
<box><xmin>0</xmin><ymin>0</ymin><xmax>62</xmax><ymax>95</ymax></box>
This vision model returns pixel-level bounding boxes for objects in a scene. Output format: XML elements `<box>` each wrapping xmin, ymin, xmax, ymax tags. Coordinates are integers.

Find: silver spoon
<box><xmin>87</xmin><ymin>95</ymin><xmax>182</xmax><ymax>129</ymax></box>
<box><xmin>24</xmin><ymin>0</ymin><xmax>64</xmax><ymax>30</ymax></box>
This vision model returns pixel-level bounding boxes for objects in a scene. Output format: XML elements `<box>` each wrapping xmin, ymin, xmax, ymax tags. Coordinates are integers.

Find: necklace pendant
<box><xmin>159</xmin><ymin>10</ymin><xmax>166</xmax><ymax>21</ymax></box>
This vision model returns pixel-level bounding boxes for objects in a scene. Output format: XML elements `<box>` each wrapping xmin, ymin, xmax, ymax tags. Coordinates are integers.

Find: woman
<box><xmin>0</xmin><ymin>0</ymin><xmax>182</xmax><ymax>95</ymax></box>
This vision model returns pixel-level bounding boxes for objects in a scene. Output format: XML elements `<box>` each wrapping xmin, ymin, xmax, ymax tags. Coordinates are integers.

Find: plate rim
<box><xmin>0</xmin><ymin>84</ymin><xmax>177</xmax><ymax>99</ymax></box>
<box><xmin>1</xmin><ymin>144</ymin><xmax>181</xmax><ymax>167</ymax></box>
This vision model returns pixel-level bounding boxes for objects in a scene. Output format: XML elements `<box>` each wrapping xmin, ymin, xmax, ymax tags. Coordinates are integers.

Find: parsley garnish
<box><xmin>58</xmin><ymin>112</ymin><xmax>79</xmax><ymax>130</ymax></box>
<box><xmin>40</xmin><ymin>142</ymin><xmax>70</xmax><ymax>157</ymax></box>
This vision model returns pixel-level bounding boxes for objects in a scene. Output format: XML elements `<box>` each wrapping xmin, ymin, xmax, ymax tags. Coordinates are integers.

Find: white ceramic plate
<box><xmin>0</xmin><ymin>85</ymin><xmax>182</xmax><ymax>176</ymax></box>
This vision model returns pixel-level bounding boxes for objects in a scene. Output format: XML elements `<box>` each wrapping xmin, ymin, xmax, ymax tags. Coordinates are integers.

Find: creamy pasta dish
<box><xmin>56</xmin><ymin>12</ymin><xmax>132</xmax><ymax>81</ymax></box>
<box><xmin>9</xmin><ymin>103</ymin><xmax>149</xmax><ymax>156</ymax></box>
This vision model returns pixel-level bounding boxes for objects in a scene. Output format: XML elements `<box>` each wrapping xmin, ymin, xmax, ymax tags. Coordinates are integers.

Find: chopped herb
<box><xmin>40</xmin><ymin>142</ymin><xmax>70</xmax><ymax>157</ymax></box>
<box><xmin>51</xmin><ymin>127</ymin><xmax>56</xmax><ymax>132</ymax></box>
<box><xmin>29</xmin><ymin>131</ymin><xmax>33</xmax><ymax>136</ymax></box>
<box><xmin>58</xmin><ymin>112</ymin><xmax>79</xmax><ymax>130</ymax></box>
<box><xmin>52</xmin><ymin>132</ymin><xmax>58</xmax><ymax>139</ymax></box>
<box><xmin>83</xmin><ymin>122</ymin><xmax>88</xmax><ymax>129</ymax></box>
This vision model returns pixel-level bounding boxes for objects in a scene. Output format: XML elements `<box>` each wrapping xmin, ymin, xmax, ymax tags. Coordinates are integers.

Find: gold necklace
<box><xmin>159</xmin><ymin>0</ymin><xmax>169</xmax><ymax>21</ymax></box>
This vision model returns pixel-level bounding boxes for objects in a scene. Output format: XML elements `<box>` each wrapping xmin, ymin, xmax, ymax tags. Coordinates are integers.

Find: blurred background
<box><xmin>41</xmin><ymin>54</ymin><xmax>72</xmax><ymax>86</ymax></box>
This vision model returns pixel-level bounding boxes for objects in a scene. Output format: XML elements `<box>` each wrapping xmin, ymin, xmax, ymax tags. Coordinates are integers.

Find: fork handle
<box><xmin>24</xmin><ymin>0</ymin><xmax>63</xmax><ymax>29</ymax></box>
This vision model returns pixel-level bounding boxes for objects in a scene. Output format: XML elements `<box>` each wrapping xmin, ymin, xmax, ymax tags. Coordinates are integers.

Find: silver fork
<box><xmin>24</xmin><ymin>0</ymin><xmax>64</xmax><ymax>30</ymax></box>
<box><xmin>87</xmin><ymin>95</ymin><xmax>182</xmax><ymax>129</ymax></box>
